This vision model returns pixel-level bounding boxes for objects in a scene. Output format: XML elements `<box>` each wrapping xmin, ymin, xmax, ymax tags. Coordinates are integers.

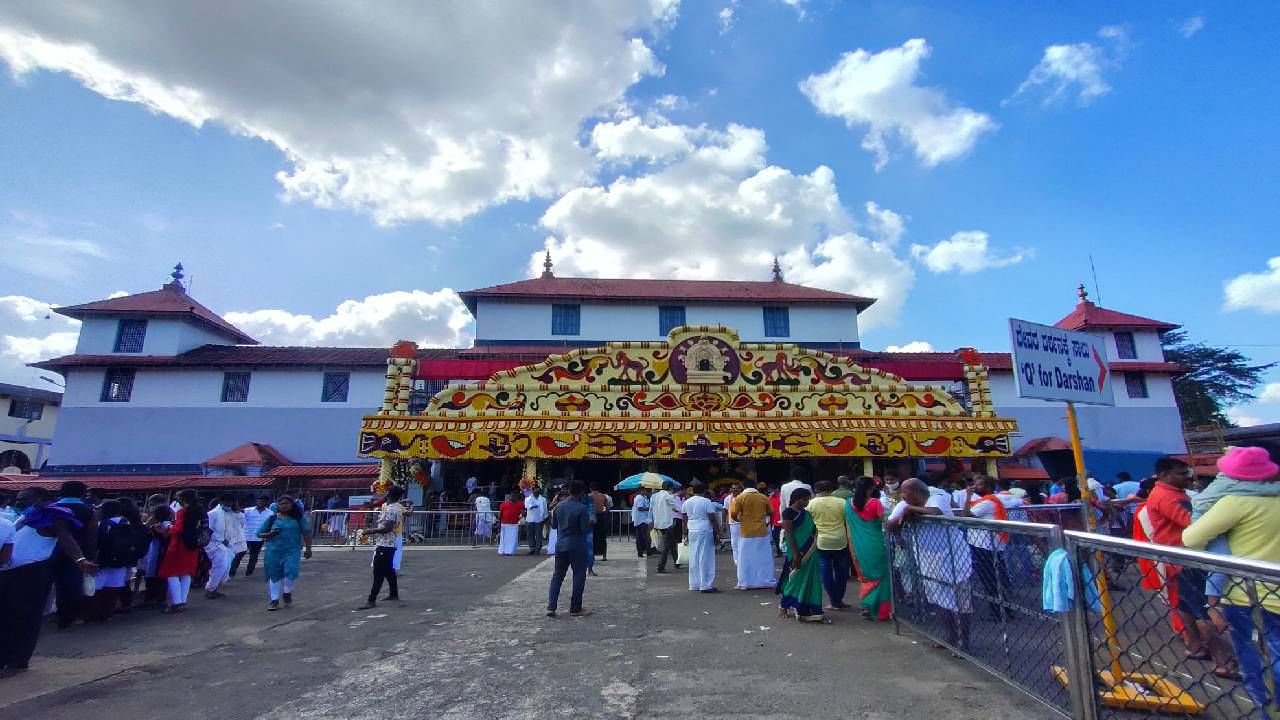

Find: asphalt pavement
<box><xmin>3</xmin><ymin>544</ymin><xmax>1045</xmax><ymax>719</ymax></box>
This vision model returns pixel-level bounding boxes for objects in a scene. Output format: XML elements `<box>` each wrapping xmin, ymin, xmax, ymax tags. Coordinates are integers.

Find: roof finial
<box><xmin>541</xmin><ymin>250</ymin><xmax>554</xmax><ymax>279</ymax></box>
<box><xmin>166</xmin><ymin>262</ymin><xmax>186</xmax><ymax>291</ymax></box>
<box><xmin>1077</xmin><ymin>283</ymin><xmax>1089</xmax><ymax>303</ymax></box>
<box><xmin>771</xmin><ymin>256</ymin><xmax>783</xmax><ymax>282</ymax></box>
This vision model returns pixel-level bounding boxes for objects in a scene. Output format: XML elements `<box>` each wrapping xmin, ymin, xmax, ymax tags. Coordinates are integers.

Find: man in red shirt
<box><xmin>1145</xmin><ymin>457</ymin><xmax>1235</xmax><ymax>678</ymax></box>
<box><xmin>497</xmin><ymin>493</ymin><xmax>524</xmax><ymax>556</ymax></box>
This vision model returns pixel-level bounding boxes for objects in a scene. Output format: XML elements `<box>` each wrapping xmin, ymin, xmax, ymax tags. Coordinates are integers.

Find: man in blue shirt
<box><xmin>547</xmin><ymin>480</ymin><xmax>593</xmax><ymax>618</ymax></box>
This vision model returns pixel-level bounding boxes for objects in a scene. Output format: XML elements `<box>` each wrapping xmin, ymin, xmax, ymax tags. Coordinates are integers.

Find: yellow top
<box><xmin>807</xmin><ymin>495</ymin><xmax>848</xmax><ymax>551</ymax></box>
<box><xmin>732</xmin><ymin>491</ymin><xmax>771</xmax><ymax>538</ymax></box>
<box><xmin>1183</xmin><ymin>495</ymin><xmax>1280</xmax><ymax>613</ymax></box>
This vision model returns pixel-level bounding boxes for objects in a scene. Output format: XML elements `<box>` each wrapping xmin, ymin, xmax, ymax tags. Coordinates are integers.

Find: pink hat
<box><xmin>1218</xmin><ymin>446</ymin><xmax>1280</xmax><ymax>482</ymax></box>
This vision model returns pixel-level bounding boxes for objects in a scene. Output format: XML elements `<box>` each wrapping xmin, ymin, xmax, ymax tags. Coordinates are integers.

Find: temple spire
<box><xmin>1076</xmin><ymin>282</ymin><xmax>1089</xmax><ymax>304</ymax></box>
<box><xmin>771</xmin><ymin>256</ymin><xmax>783</xmax><ymax>282</ymax></box>
<box><xmin>541</xmin><ymin>251</ymin><xmax>555</xmax><ymax>279</ymax></box>
<box><xmin>166</xmin><ymin>262</ymin><xmax>186</xmax><ymax>291</ymax></box>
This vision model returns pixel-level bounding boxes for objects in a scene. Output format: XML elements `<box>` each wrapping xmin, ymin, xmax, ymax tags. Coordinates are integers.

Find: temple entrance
<box><xmin>358</xmin><ymin>325</ymin><xmax>1017</xmax><ymax>496</ymax></box>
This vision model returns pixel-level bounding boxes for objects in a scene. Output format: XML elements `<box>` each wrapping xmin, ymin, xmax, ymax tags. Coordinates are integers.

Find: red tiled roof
<box><xmin>204</xmin><ymin>442</ymin><xmax>291</xmax><ymax>467</ymax></box>
<box><xmin>1014</xmin><ymin>437</ymin><xmax>1072</xmax><ymax>457</ymax></box>
<box><xmin>997</xmin><ymin>466</ymin><xmax>1051</xmax><ymax>481</ymax></box>
<box><xmin>56</xmin><ymin>282</ymin><xmax>259</xmax><ymax>344</ymax></box>
<box><xmin>267</xmin><ymin>464</ymin><xmax>380</xmax><ymax>478</ymax></box>
<box><xmin>458</xmin><ymin>277</ymin><xmax>876</xmax><ymax>314</ymax></box>
<box><xmin>1174</xmin><ymin>453</ymin><xmax>1221</xmax><ymax>478</ymax></box>
<box><xmin>1054</xmin><ymin>300</ymin><xmax>1178</xmax><ymax>332</ymax></box>
<box><xmin>33</xmin><ymin>344</ymin><xmax>394</xmax><ymax>372</ymax></box>
<box><xmin>1110</xmin><ymin>361</ymin><xmax>1184</xmax><ymax>373</ymax></box>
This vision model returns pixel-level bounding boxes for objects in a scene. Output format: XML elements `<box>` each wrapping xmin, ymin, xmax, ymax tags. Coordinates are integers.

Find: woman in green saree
<box><xmin>779</xmin><ymin>487</ymin><xmax>824</xmax><ymax>622</ymax></box>
<box><xmin>846</xmin><ymin>477</ymin><xmax>892</xmax><ymax>622</ymax></box>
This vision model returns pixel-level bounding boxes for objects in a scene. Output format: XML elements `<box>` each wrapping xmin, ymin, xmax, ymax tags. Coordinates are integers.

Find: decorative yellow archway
<box><xmin>358</xmin><ymin>326</ymin><xmax>1017</xmax><ymax>469</ymax></box>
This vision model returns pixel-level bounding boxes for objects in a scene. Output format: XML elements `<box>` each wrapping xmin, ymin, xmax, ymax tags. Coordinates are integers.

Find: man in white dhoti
<box><xmin>731</xmin><ymin>485</ymin><xmax>775</xmax><ymax>590</ymax></box>
<box><xmin>497</xmin><ymin>493</ymin><xmax>522</xmax><ymax>556</ymax></box>
<box><xmin>886</xmin><ymin>478</ymin><xmax>973</xmax><ymax>650</ymax></box>
<box><xmin>204</xmin><ymin>493</ymin><xmax>236</xmax><ymax>598</ymax></box>
<box><xmin>682</xmin><ymin>481</ymin><xmax>720</xmax><ymax>593</ymax></box>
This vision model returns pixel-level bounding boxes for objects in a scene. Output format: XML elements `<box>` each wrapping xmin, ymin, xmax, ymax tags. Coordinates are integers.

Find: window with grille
<box><xmin>658</xmin><ymin>306</ymin><xmax>686</xmax><ymax>335</ymax></box>
<box><xmin>1114</xmin><ymin>331</ymin><xmax>1137</xmax><ymax>360</ymax></box>
<box><xmin>1124</xmin><ymin>372</ymin><xmax>1149</xmax><ymax>399</ymax></box>
<box><xmin>322</xmin><ymin>371</ymin><xmax>350</xmax><ymax>402</ymax></box>
<box><xmin>221</xmin><ymin>371</ymin><xmax>251</xmax><ymax>402</ymax></box>
<box><xmin>7</xmin><ymin>399</ymin><xmax>43</xmax><ymax>420</ymax></box>
<box><xmin>551</xmin><ymin>304</ymin><xmax>580</xmax><ymax>336</ymax></box>
<box><xmin>101</xmin><ymin>368</ymin><xmax>136</xmax><ymax>402</ymax></box>
<box><xmin>113</xmin><ymin>319</ymin><xmax>148</xmax><ymax>353</ymax></box>
<box><xmin>763</xmin><ymin>306</ymin><xmax>790</xmax><ymax>337</ymax></box>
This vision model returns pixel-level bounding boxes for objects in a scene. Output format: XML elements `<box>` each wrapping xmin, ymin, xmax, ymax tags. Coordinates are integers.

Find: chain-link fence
<box><xmin>1067</xmin><ymin>531</ymin><xmax>1280</xmax><ymax>720</ymax></box>
<box><xmin>887</xmin><ymin>512</ymin><xmax>1280</xmax><ymax>720</ymax></box>
<box><xmin>888</xmin><ymin>513</ymin><xmax>1075</xmax><ymax>716</ymax></box>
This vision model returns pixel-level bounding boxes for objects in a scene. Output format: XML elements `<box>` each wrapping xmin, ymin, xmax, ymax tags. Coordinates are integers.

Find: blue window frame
<box><xmin>1124</xmin><ymin>372</ymin><xmax>1149</xmax><ymax>399</ymax></box>
<box><xmin>551</xmin><ymin>304</ymin><xmax>580</xmax><ymax>336</ymax></box>
<box><xmin>100</xmin><ymin>368</ymin><xmax>136</xmax><ymax>402</ymax></box>
<box><xmin>113</xmin><ymin>319</ymin><xmax>148</xmax><ymax>353</ymax></box>
<box><xmin>321</xmin><ymin>372</ymin><xmax>350</xmax><ymax>402</ymax></box>
<box><xmin>658</xmin><ymin>306</ymin><xmax>686</xmax><ymax>335</ymax></box>
<box><xmin>763</xmin><ymin>306</ymin><xmax>790</xmax><ymax>337</ymax></box>
<box><xmin>220</xmin><ymin>371</ymin><xmax>251</xmax><ymax>402</ymax></box>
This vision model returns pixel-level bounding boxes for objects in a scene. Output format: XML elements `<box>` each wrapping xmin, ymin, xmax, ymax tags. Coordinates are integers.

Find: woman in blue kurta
<box><xmin>258</xmin><ymin>495</ymin><xmax>312</xmax><ymax>611</ymax></box>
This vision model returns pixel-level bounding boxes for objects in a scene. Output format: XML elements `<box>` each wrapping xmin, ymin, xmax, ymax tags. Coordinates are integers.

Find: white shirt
<box><xmin>207</xmin><ymin>505</ymin><xmax>231</xmax><ymax>546</ymax></box>
<box><xmin>5</xmin><ymin>523</ymin><xmax>58</xmax><ymax>570</ymax></box>
<box><xmin>651</xmin><ymin>490</ymin><xmax>676</xmax><ymax>530</ymax></box>
<box><xmin>0</xmin><ymin>517</ymin><xmax>14</xmax><ymax>554</ymax></box>
<box><xmin>631</xmin><ymin>494</ymin><xmax>652</xmax><ymax>525</ymax></box>
<box><xmin>780</xmin><ymin>480</ymin><xmax>812</xmax><ymax>510</ymax></box>
<box><xmin>951</xmin><ymin>489</ymin><xmax>970</xmax><ymax>508</ymax></box>
<box><xmin>966</xmin><ymin>498</ymin><xmax>1000</xmax><ymax>550</ymax></box>
<box><xmin>682</xmin><ymin>495</ymin><xmax>717</xmax><ymax>534</ymax></box>
<box><xmin>888</xmin><ymin>493</ymin><xmax>971</xmax><ymax>581</ymax></box>
<box><xmin>243</xmin><ymin>506</ymin><xmax>273</xmax><ymax>538</ymax></box>
<box><xmin>524</xmin><ymin>495</ymin><xmax>548</xmax><ymax>524</ymax></box>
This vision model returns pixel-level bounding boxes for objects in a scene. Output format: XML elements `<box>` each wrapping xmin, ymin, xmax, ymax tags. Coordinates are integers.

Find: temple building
<box><xmin>17</xmin><ymin>261</ymin><xmax>1187</xmax><ymax>498</ymax></box>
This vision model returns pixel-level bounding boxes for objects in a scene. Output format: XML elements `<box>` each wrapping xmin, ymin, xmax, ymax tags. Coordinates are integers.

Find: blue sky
<box><xmin>0</xmin><ymin>1</ymin><xmax>1276</xmax><ymax>422</ymax></box>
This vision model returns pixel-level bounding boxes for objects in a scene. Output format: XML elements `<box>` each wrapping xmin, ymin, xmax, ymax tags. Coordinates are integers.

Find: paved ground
<box><xmin>4</xmin><ymin>544</ymin><xmax>1045</xmax><ymax>719</ymax></box>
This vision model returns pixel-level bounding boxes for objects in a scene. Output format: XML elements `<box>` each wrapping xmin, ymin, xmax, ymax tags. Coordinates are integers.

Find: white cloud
<box><xmin>800</xmin><ymin>39</ymin><xmax>997</xmax><ymax>170</ymax></box>
<box><xmin>1178</xmin><ymin>16</ymin><xmax>1206</xmax><ymax>38</ymax></box>
<box><xmin>531</xmin><ymin>120</ymin><xmax>915</xmax><ymax>330</ymax></box>
<box><xmin>225</xmin><ymin>289</ymin><xmax>473</xmax><ymax>348</ymax></box>
<box><xmin>0</xmin><ymin>295</ymin><xmax>79</xmax><ymax>387</ymax></box>
<box><xmin>1224</xmin><ymin>257</ymin><xmax>1280</xmax><ymax>314</ymax></box>
<box><xmin>106</xmin><ymin>290</ymin><xmax>130</xmax><ymax>299</ymax></box>
<box><xmin>0</xmin><ymin>2</ymin><xmax>676</xmax><ymax>225</ymax></box>
<box><xmin>885</xmin><ymin>341</ymin><xmax>934</xmax><ymax>353</ymax></box>
<box><xmin>1227</xmin><ymin>406</ymin><xmax>1264</xmax><ymax>428</ymax></box>
<box><xmin>718</xmin><ymin>6</ymin><xmax>736</xmax><ymax>34</ymax></box>
<box><xmin>910</xmin><ymin>231</ymin><xmax>1028</xmax><ymax>273</ymax></box>
<box><xmin>1260</xmin><ymin>383</ymin><xmax>1280</xmax><ymax>405</ymax></box>
<box><xmin>591</xmin><ymin>117</ymin><xmax>695</xmax><ymax>161</ymax></box>
<box><xmin>1</xmin><ymin>211</ymin><xmax>109</xmax><ymax>283</ymax></box>
<box><xmin>1011</xmin><ymin>26</ymin><xmax>1129</xmax><ymax>106</ymax></box>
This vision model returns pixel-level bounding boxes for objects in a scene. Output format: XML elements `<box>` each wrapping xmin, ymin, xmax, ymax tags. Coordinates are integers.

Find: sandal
<box><xmin>1213</xmin><ymin>668</ymin><xmax>1243</xmax><ymax>682</ymax></box>
<box><xmin>1186</xmin><ymin>649</ymin><xmax>1213</xmax><ymax>661</ymax></box>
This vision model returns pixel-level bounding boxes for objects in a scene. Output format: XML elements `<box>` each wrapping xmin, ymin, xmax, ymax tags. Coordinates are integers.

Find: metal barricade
<box><xmin>308</xmin><ymin>510</ymin><xmax>501</xmax><ymax>547</ymax></box>
<box><xmin>888</xmin><ymin>513</ymin><xmax>1075</xmax><ymax>717</ymax></box>
<box><xmin>888</xmin><ymin>512</ymin><xmax>1280</xmax><ymax>720</ymax></box>
<box><xmin>1065</xmin><ymin>531</ymin><xmax>1280</xmax><ymax>720</ymax></box>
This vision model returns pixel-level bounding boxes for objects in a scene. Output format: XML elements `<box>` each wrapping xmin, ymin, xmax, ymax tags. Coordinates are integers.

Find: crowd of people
<box><xmin>0</xmin><ymin>482</ymin><xmax>320</xmax><ymax>677</ymax></box>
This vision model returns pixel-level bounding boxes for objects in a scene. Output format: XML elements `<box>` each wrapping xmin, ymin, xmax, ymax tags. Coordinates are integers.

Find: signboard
<box><xmin>1009</xmin><ymin>318</ymin><xmax>1114</xmax><ymax>406</ymax></box>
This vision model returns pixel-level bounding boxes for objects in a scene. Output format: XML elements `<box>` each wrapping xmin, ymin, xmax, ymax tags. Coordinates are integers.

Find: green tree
<box><xmin>1162</xmin><ymin>330</ymin><xmax>1276</xmax><ymax>427</ymax></box>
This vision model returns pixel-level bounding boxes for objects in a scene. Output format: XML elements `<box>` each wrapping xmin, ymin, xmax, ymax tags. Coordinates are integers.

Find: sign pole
<box><xmin>1067</xmin><ymin>400</ymin><xmax>1124</xmax><ymax>681</ymax></box>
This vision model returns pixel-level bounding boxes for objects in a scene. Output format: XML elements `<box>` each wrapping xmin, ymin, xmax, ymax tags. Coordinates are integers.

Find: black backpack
<box><xmin>182</xmin><ymin>510</ymin><xmax>213</xmax><ymax>550</ymax></box>
<box><xmin>101</xmin><ymin>519</ymin><xmax>144</xmax><ymax>566</ymax></box>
